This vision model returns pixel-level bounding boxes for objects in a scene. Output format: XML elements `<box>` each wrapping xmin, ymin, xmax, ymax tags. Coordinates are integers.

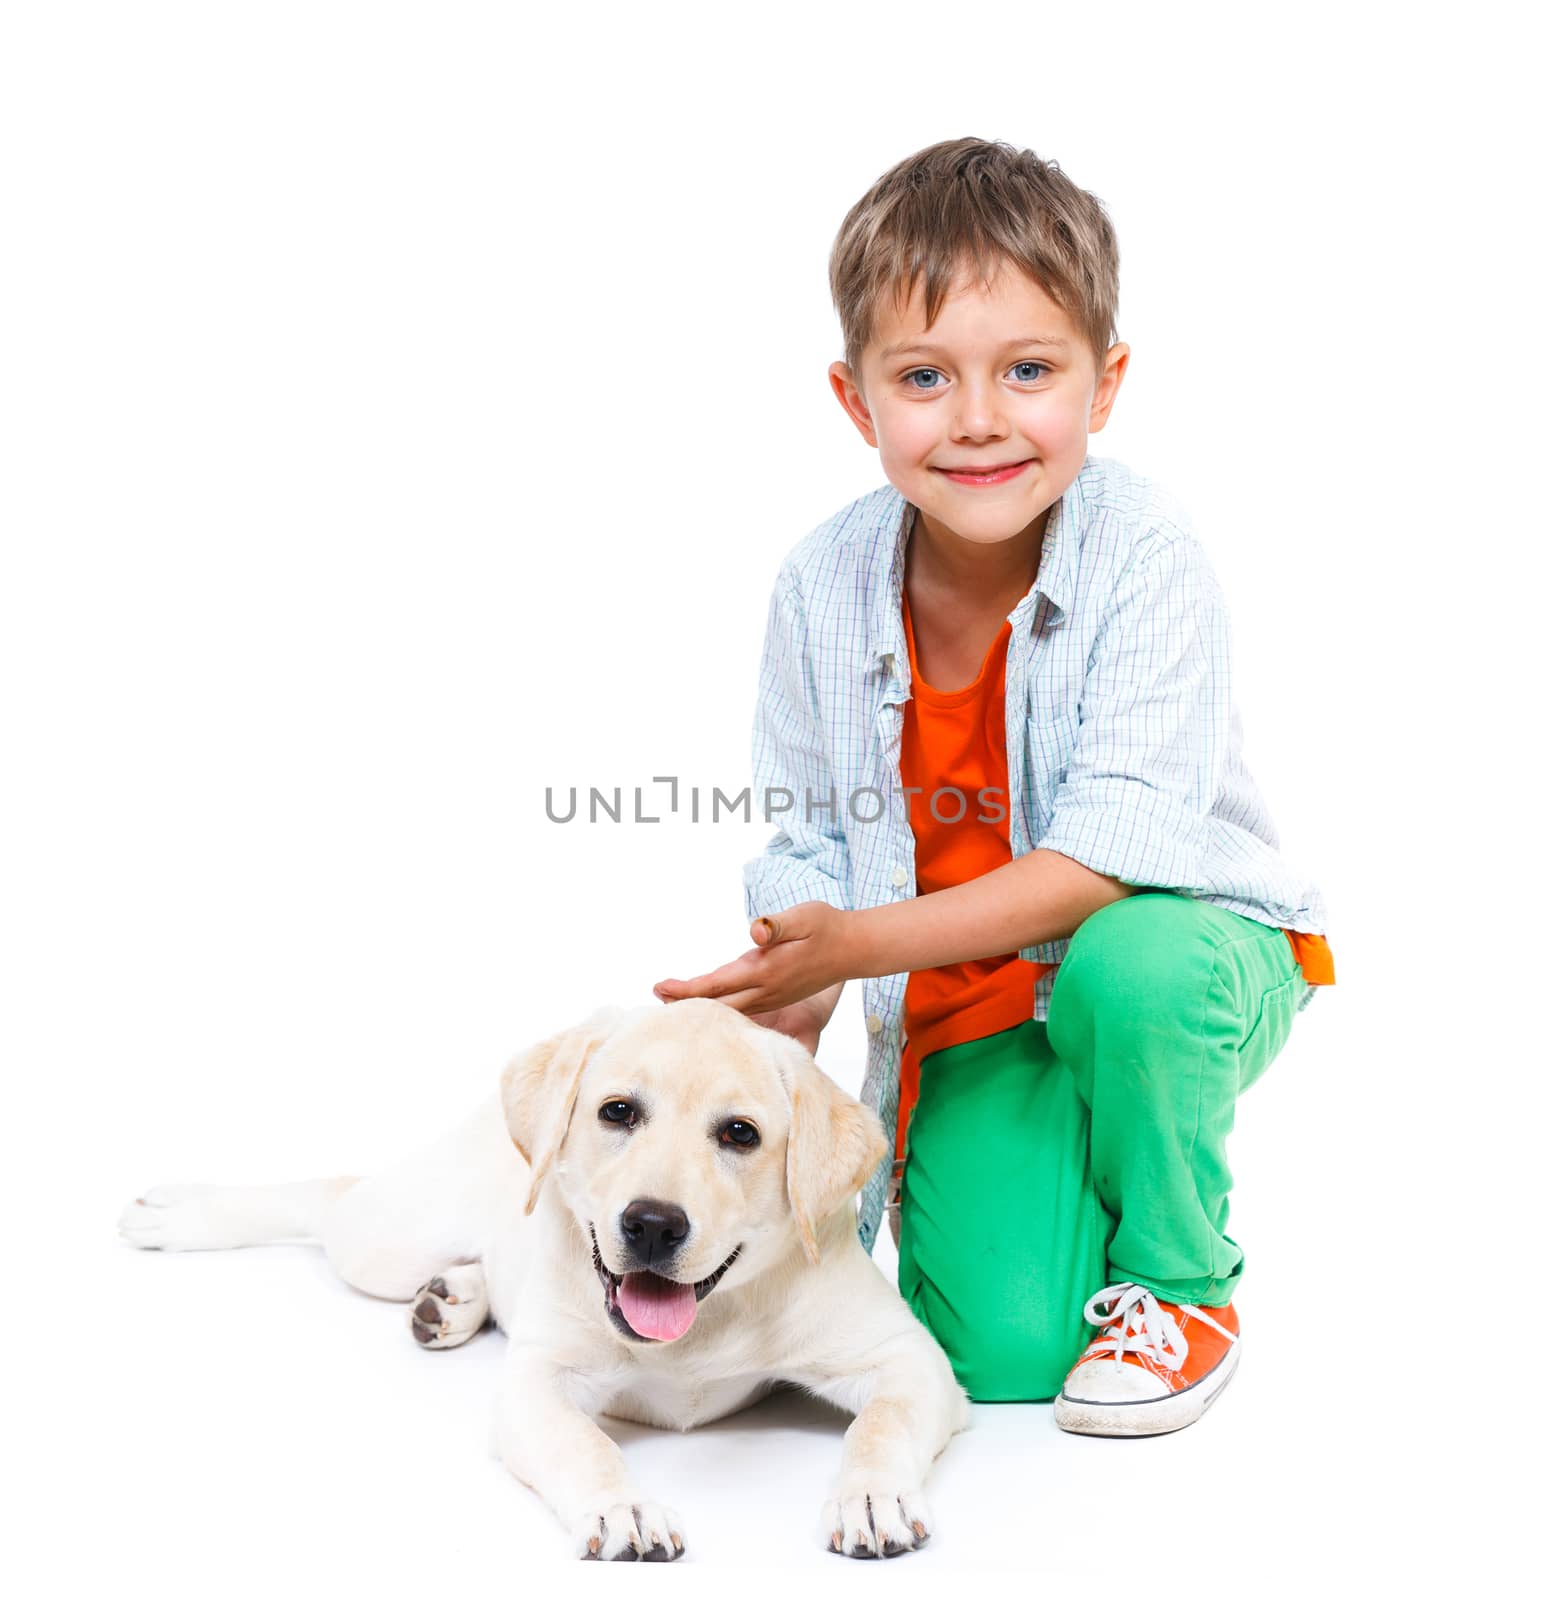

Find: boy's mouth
<box><xmin>933</xmin><ymin>458</ymin><xmax>1033</xmax><ymax>486</ymax></box>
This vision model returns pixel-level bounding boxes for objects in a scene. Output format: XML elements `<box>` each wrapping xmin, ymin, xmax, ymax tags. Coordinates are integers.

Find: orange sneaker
<box><xmin>1053</xmin><ymin>1282</ymin><xmax>1241</xmax><ymax>1437</ymax></box>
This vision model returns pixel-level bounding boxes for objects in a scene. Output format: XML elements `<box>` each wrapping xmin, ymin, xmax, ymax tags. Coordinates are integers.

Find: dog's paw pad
<box><xmin>576</xmin><ymin>1502</ymin><xmax>686</xmax><ymax>1561</ymax></box>
<box><xmin>821</xmin><ymin>1488</ymin><xmax>933</xmax><ymax>1558</ymax></box>
<box><xmin>408</xmin><ymin>1264</ymin><xmax>488</xmax><ymax>1349</ymax></box>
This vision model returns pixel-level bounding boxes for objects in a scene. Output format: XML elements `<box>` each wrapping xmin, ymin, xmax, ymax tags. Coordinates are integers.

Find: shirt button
<box><xmin>866</xmin><ymin>1012</ymin><xmax>884</xmax><ymax>1035</ymax></box>
<box><xmin>890</xmin><ymin>865</ymin><xmax>908</xmax><ymax>887</ymax></box>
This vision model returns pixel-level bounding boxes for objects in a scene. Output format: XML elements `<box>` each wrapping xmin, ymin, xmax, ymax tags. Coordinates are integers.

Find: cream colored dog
<box><xmin>117</xmin><ymin>998</ymin><xmax>970</xmax><ymax>1560</ymax></box>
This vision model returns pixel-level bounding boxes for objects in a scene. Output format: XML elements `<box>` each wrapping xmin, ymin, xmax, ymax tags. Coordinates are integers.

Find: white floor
<box><xmin>20</xmin><ymin>959</ymin><xmax>1525</xmax><ymax>1592</ymax></box>
<box><xmin>44</xmin><ymin>1162</ymin><xmax>1509</xmax><ymax>1595</ymax></box>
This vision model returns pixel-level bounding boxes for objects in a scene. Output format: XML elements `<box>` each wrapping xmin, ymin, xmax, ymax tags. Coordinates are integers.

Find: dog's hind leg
<box><xmin>120</xmin><ymin>1096</ymin><xmax>516</xmax><ymax>1307</ymax></box>
<box><xmin>316</xmin><ymin>1097</ymin><xmax>513</xmax><ymax>1302</ymax></box>
<box><xmin>118</xmin><ymin>1176</ymin><xmax>360</xmax><ymax>1252</ymax></box>
<box><xmin>118</xmin><ymin>1166</ymin><xmax>493</xmax><ymax>1349</ymax></box>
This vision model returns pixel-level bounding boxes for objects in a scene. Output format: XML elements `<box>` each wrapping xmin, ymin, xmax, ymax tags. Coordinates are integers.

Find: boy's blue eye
<box><xmin>900</xmin><ymin>361</ymin><xmax>1048</xmax><ymax>391</ymax></box>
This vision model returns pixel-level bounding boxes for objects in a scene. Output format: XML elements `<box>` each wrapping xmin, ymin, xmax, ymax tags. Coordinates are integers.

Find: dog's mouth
<box><xmin>588</xmin><ymin>1222</ymin><xmax>741</xmax><ymax>1344</ymax></box>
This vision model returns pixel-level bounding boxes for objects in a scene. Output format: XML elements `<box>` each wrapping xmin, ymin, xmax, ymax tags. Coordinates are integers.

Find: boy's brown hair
<box><xmin>828</xmin><ymin>137</ymin><xmax>1121</xmax><ymax>391</ymax></box>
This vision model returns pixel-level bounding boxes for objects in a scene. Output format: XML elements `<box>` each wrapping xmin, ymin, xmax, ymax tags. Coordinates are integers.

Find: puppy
<box><xmin>118</xmin><ymin>998</ymin><xmax>971</xmax><ymax>1559</ymax></box>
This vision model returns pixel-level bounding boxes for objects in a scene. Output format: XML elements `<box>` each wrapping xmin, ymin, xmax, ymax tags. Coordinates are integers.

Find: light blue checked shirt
<box><xmin>742</xmin><ymin>453</ymin><xmax>1330</xmax><ymax>1256</ymax></box>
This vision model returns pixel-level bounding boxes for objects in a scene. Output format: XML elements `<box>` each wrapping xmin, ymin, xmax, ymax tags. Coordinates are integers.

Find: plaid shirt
<box><xmin>742</xmin><ymin>453</ymin><xmax>1330</xmax><ymax>1255</ymax></box>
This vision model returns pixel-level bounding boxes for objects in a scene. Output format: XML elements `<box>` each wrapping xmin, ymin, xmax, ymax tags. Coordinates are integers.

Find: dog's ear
<box><xmin>501</xmin><ymin>1006</ymin><xmax>626</xmax><ymax>1217</ymax></box>
<box><xmin>773</xmin><ymin>1036</ymin><xmax>889</xmax><ymax>1267</ymax></box>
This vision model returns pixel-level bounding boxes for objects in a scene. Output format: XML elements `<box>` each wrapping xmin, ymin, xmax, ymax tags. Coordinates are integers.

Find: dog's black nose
<box><xmin>619</xmin><ymin>1198</ymin><xmax>690</xmax><ymax>1263</ymax></box>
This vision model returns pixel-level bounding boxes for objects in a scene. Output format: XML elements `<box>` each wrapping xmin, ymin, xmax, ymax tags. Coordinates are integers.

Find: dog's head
<box><xmin>499</xmin><ymin>998</ymin><xmax>887</xmax><ymax>1345</ymax></box>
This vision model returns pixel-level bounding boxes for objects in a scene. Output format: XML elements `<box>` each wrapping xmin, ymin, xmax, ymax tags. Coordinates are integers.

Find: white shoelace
<box><xmin>1081</xmin><ymin>1282</ymin><xmax>1237</xmax><ymax>1372</ymax></box>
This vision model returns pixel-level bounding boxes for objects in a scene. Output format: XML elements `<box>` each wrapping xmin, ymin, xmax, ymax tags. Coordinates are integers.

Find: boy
<box><xmin>653</xmin><ymin>137</ymin><xmax>1334</xmax><ymax>1434</ymax></box>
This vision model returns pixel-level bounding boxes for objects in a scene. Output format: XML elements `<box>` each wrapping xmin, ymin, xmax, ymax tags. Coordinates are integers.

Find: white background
<box><xmin>3</xmin><ymin>1</ymin><xmax>1536</xmax><ymax>1590</ymax></box>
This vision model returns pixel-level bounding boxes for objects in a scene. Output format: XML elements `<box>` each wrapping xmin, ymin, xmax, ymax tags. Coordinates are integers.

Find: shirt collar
<box><xmin>865</xmin><ymin>460</ymin><xmax>1089</xmax><ymax>672</ymax></box>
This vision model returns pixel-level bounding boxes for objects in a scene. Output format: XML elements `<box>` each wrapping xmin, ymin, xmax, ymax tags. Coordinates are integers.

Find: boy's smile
<box><xmin>829</xmin><ymin>260</ymin><xmax>1128</xmax><ymax>585</ymax></box>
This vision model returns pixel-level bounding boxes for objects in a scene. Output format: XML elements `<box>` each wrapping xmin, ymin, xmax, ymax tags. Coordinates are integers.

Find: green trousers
<box><xmin>896</xmin><ymin>891</ymin><xmax>1308</xmax><ymax>1403</ymax></box>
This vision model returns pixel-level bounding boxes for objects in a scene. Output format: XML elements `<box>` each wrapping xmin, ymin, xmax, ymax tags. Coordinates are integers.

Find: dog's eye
<box><xmin>720</xmin><ymin>1120</ymin><xmax>760</xmax><ymax>1148</ymax></box>
<box><xmin>599</xmin><ymin>1100</ymin><xmax>636</xmax><ymax>1127</ymax></box>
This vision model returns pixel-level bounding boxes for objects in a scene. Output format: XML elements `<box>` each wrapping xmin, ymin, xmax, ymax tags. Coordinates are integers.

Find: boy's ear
<box><xmin>828</xmin><ymin>360</ymin><xmax>878</xmax><ymax>447</ymax></box>
<box><xmin>1088</xmin><ymin>341</ymin><xmax>1130</xmax><ymax>433</ymax></box>
<box><xmin>768</xmin><ymin>1032</ymin><xmax>889</xmax><ymax>1266</ymax></box>
<box><xmin>501</xmin><ymin>1006</ymin><xmax>628</xmax><ymax>1216</ymax></box>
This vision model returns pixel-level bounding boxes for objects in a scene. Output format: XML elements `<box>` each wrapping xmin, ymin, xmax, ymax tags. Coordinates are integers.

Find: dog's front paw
<box><xmin>409</xmin><ymin>1264</ymin><xmax>489</xmax><ymax>1349</ymax></box>
<box><xmin>575</xmin><ymin>1501</ymin><xmax>686</xmax><ymax>1561</ymax></box>
<box><xmin>820</xmin><ymin>1487</ymin><xmax>934</xmax><ymax>1558</ymax></box>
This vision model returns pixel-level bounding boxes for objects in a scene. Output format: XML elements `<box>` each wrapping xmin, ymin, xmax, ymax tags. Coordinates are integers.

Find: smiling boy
<box><xmin>653</xmin><ymin>138</ymin><xmax>1334</xmax><ymax>1433</ymax></box>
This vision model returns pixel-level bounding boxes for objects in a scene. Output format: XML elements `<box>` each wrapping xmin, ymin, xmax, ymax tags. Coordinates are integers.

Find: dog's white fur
<box><xmin>118</xmin><ymin>998</ymin><xmax>970</xmax><ymax>1560</ymax></box>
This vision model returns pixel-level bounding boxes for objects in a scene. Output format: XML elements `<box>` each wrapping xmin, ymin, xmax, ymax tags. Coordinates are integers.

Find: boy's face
<box><xmin>829</xmin><ymin>260</ymin><xmax>1128</xmax><ymax>564</ymax></box>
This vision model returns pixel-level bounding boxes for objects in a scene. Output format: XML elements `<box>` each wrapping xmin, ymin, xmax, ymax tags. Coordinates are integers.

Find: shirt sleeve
<box><xmin>1037</xmin><ymin>532</ymin><xmax>1231</xmax><ymax>890</ymax></box>
<box><xmin>742</xmin><ymin>560</ymin><xmax>852</xmax><ymax>920</ymax></box>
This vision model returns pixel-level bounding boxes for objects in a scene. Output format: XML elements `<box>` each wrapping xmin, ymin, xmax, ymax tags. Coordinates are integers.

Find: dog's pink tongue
<box><xmin>617</xmin><ymin>1270</ymin><xmax>698</xmax><ymax>1341</ymax></box>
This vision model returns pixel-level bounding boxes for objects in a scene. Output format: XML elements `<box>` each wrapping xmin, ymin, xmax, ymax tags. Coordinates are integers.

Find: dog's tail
<box><xmin>117</xmin><ymin>1176</ymin><xmax>360</xmax><ymax>1252</ymax></box>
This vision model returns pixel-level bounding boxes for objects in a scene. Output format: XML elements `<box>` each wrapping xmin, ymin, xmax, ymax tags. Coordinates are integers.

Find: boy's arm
<box><xmin>840</xmin><ymin>850</ymin><xmax>1134</xmax><ymax>977</ymax></box>
<box><xmin>746</xmin><ymin>562</ymin><xmax>850</xmax><ymax>1036</ymax></box>
<box><xmin>741</xmin><ymin>560</ymin><xmax>851</xmax><ymax>923</ymax></box>
<box><xmin>1033</xmin><ymin>531</ymin><xmax>1231</xmax><ymax>891</ymax></box>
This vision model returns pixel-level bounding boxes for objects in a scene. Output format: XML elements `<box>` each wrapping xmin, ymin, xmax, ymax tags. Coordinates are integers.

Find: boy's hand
<box><xmin>740</xmin><ymin>997</ymin><xmax>830</xmax><ymax>1055</ymax></box>
<box><xmin>653</xmin><ymin>903</ymin><xmax>856</xmax><ymax>1021</ymax></box>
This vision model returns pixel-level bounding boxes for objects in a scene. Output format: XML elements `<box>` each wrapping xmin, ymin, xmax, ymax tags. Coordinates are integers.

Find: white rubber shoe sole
<box><xmin>1053</xmin><ymin>1341</ymin><xmax>1241</xmax><ymax>1437</ymax></box>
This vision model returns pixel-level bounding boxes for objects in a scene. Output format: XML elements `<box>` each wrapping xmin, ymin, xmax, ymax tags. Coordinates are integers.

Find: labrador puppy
<box><xmin>118</xmin><ymin>997</ymin><xmax>971</xmax><ymax>1560</ymax></box>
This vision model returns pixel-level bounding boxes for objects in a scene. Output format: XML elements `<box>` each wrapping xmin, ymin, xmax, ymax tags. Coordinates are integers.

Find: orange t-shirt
<box><xmin>894</xmin><ymin>588</ymin><xmax>1336</xmax><ymax>1166</ymax></box>
<box><xmin>897</xmin><ymin>591</ymin><xmax>1049</xmax><ymax>1163</ymax></box>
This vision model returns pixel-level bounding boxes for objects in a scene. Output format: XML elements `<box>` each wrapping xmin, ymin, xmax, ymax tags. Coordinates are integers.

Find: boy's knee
<box><xmin>1051</xmin><ymin>892</ymin><xmax>1215</xmax><ymax>1025</ymax></box>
